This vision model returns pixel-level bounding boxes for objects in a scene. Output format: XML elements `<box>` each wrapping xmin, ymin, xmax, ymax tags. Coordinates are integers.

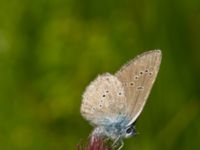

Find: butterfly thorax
<box><xmin>92</xmin><ymin>115</ymin><xmax>135</xmax><ymax>140</ymax></box>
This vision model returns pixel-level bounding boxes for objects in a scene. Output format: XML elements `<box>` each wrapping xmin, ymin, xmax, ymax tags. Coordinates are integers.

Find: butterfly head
<box><xmin>124</xmin><ymin>124</ymin><xmax>137</xmax><ymax>138</ymax></box>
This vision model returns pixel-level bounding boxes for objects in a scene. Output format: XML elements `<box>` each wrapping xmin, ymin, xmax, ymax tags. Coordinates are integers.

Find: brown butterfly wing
<box><xmin>81</xmin><ymin>73</ymin><xmax>127</xmax><ymax>126</ymax></box>
<box><xmin>115</xmin><ymin>50</ymin><xmax>162</xmax><ymax>126</ymax></box>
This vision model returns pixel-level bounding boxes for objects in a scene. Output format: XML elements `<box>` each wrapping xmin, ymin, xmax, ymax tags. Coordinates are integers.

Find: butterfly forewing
<box><xmin>115</xmin><ymin>50</ymin><xmax>162</xmax><ymax>126</ymax></box>
<box><xmin>81</xmin><ymin>73</ymin><xmax>127</xmax><ymax>126</ymax></box>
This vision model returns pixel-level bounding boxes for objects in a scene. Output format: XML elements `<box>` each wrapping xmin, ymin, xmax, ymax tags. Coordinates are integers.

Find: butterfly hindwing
<box><xmin>81</xmin><ymin>73</ymin><xmax>127</xmax><ymax>126</ymax></box>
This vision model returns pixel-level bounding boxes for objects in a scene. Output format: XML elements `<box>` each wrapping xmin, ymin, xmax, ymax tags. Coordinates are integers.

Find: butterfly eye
<box><xmin>126</xmin><ymin>127</ymin><xmax>133</xmax><ymax>134</ymax></box>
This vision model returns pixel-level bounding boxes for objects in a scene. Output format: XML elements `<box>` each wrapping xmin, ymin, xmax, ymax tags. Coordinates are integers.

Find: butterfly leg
<box><xmin>112</xmin><ymin>137</ymin><xmax>124</xmax><ymax>150</ymax></box>
<box><xmin>117</xmin><ymin>140</ymin><xmax>124</xmax><ymax>150</ymax></box>
<box><xmin>112</xmin><ymin>136</ymin><xmax>120</xmax><ymax>148</ymax></box>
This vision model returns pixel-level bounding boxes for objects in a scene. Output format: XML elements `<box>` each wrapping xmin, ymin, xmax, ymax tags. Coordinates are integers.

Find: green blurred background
<box><xmin>0</xmin><ymin>0</ymin><xmax>200</xmax><ymax>150</ymax></box>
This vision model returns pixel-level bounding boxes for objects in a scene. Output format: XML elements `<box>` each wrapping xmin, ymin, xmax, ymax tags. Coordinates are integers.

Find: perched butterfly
<box><xmin>80</xmin><ymin>50</ymin><xmax>162</xmax><ymax>149</ymax></box>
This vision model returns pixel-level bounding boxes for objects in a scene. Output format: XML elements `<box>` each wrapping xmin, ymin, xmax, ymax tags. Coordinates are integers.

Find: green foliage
<box><xmin>0</xmin><ymin>0</ymin><xmax>200</xmax><ymax>149</ymax></box>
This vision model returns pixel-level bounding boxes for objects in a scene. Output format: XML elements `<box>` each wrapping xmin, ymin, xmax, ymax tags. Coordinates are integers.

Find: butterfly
<box><xmin>80</xmin><ymin>50</ymin><xmax>162</xmax><ymax>149</ymax></box>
